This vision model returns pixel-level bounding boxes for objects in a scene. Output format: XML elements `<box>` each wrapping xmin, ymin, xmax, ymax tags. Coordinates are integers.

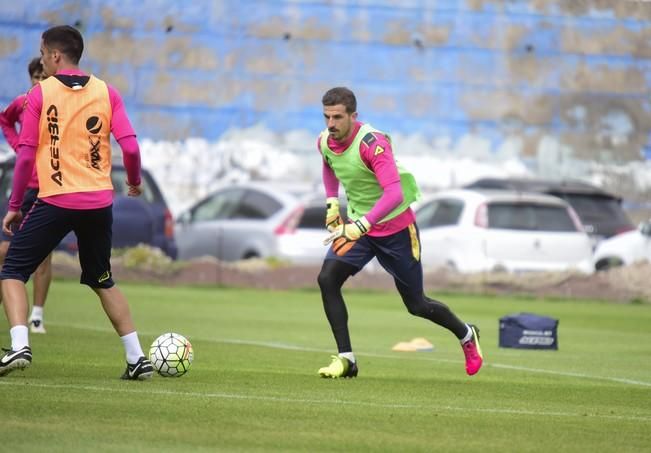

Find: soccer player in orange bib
<box><xmin>0</xmin><ymin>25</ymin><xmax>153</xmax><ymax>380</ymax></box>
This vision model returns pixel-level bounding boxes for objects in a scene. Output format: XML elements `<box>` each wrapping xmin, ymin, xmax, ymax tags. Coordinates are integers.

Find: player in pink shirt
<box><xmin>0</xmin><ymin>25</ymin><xmax>152</xmax><ymax>380</ymax></box>
<box><xmin>0</xmin><ymin>57</ymin><xmax>52</xmax><ymax>334</ymax></box>
<box><xmin>316</xmin><ymin>87</ymin><xmax>483</xmax><ymax>378</ymax></box>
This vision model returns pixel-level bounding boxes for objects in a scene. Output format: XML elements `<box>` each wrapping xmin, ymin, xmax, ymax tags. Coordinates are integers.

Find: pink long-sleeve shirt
<box><xmin>0</xmin><ymin>93</ymin><xmax>39</xmax><ymax>189</ymax></box>
<box><xmin>11</xmin><ymin>69</ymin><xmax>141</xmax><ymax>211</ymax></box>
<box><xmin>319</xmin><ymin>121</ymin><xmax>415</xmax><ymax>237</ymax></box>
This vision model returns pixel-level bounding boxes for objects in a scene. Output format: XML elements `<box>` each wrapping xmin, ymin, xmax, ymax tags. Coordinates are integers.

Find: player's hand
<box><xmin>126</xmin><ymin>181</ymin><xmax>142</xmax><ymax>197</ymax></box>
<box><xmin>2</xmin><ymin>210</ymin><xmax>22</xmax><ymax>236</ymax></box>
<box><xmin>325</xmin><ymin>197</ymin><xmax>342</xmax><ymax>232</ymax></box>
<box><xmin>323</xmin><ymin>216</ymin><xmax>371</xmax><ymax>256</ymax></box>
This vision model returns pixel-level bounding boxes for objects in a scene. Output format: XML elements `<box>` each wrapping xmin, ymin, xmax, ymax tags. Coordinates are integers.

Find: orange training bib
<box><xmin>36</xmin><ymin>75</ymin><xmax>113</xmax><ymax>197</ymax></box>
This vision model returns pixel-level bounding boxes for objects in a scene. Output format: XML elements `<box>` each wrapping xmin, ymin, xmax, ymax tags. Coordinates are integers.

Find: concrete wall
<box><xmin>1</xmin><ymin>0</ymin><xmax>650</xmax><ymax>164</ymax></box>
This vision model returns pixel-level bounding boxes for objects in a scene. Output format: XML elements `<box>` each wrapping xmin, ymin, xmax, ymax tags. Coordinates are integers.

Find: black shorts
<box><xmin>324</xmin><ymin>223</ymin><xmax>424</xmax><ymax>294</ymax></box>
<box><xmin>1</xmin><ymin>187</ymin><xmax>39</xmax><ymax>242</ymax></box>
<box><xmin>0</xmin><ymin>200</ymin><xmax>115</xmax><ymax>288</ymax></box>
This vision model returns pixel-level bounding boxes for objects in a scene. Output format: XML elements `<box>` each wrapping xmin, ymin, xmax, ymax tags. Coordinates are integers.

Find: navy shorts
<box><xmin>325</xmin><ymin>223</ymin><xmax>424</xmax><ymax>292</ymax></box>
<box><xmin>0</xmin><ymin>200</ymin><xmax>115</xmax><ymax>288</ymax></box>
<box><xmin>1</xmin><ymin>187</ymin><xmax>39</xmax><ymax>241</ymax></box>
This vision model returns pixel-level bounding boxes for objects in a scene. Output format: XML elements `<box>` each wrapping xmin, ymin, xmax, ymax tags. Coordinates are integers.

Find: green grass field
<box><xmin>1</xmin><ymin>279</ymin><xmax>650</xmax><ymax>452</ymax></box>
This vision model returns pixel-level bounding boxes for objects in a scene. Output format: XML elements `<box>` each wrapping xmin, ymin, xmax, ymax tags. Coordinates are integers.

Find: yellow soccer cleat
<box><xmin>318</xmin><ymin>355</ymin><xmax>358</xmax><ymax>378</ymax></box>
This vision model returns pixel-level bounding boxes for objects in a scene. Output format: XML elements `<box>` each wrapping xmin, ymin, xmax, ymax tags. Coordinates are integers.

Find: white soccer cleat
<box><xmin>29</xmin><ymin>319</ymin><xmax>46</xmax><ymax>334</ymax></box>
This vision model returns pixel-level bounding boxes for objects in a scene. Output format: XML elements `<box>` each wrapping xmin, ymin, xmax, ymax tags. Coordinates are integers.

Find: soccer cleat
<box><xmin>318</xmin><ymin>355</ymin><xmax>358</xmax><ymax>379</ymax></box>
<box><xmin>462</xmin><ymin>324</ymin><xmax>483</xmax><ymax>376</ymax></box>
<box><xmin>120</xmin><ymin>356</ymin><xmax>154</xmax><ymax>381</ymax></box>
<box><xmin>0</xmin><ymin>346</ymin><xmax>32</xmax><ymax>377</ymax></box>
<box><xmin>29</xmin><ymin>319</ymin><xmax>46</xmax><ymax>334</ymax></box>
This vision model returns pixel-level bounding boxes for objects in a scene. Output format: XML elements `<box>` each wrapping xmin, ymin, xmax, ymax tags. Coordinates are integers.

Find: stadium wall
<box><xmin>0</xmin><ymin>0</ymin><xmax>650</xmax><ymax>168</ymax></box>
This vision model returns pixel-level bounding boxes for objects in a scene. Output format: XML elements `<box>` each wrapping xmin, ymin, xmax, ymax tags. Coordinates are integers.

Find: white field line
<box><xmin>38</xmin><ymin>321</ymin><xmax>651</xmax><ymax>388</ymax></box>
<box><xmin>0</xmin><ymin>380</ymin><xmax>650</xmax><ymax>423</ymax></box>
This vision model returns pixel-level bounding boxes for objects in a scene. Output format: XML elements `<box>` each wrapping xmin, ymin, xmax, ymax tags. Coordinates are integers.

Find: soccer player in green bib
<box><xmin>317</xmin><ymin>87</ymin><xmax>483</xmax><ymax>378</ymax></box>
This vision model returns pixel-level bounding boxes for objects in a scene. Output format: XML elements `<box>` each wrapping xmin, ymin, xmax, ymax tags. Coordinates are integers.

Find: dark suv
<box><xmin>0</xmin><ymin>158</ymin><xmax>178</xmax><ymax>259</ymax></box>
<box><xmin>464</xmin><ymin>177</ymin><xmax>634</xmax><ymax>243</ymax></box>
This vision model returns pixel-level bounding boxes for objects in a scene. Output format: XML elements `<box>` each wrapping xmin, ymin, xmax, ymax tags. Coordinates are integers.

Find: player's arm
<box><xmin>361</xmin><ymin>135</ymin><xmax>404</xmax><ymax>225</ymax></box>
<box><xmin>0</xmin><ymin>96</ymin><xmax>24</xmax><ymax>151</ymax></box>
<box><xmin>319</xmin><ymin>135</ymin><xmax>342</xmax><ymax>231</ymax></box>
<box><xmin>3</xmin><ymin>144</ymin><xmax>36</xmax><ymax>235</ymax></box>
<box><xmin>7</xmin><ymin>86</ymin><xmax>41</xmax><ymax>214</ymax></box>
<box><xmin>109</xmin><ymin>84</ymin><xmax>141</xmax><ymax>196</ymax></box>
<box><xmin>4</xmin><ymin>89</ymin><xmax>39</xmax><ymax>234</ymax></box>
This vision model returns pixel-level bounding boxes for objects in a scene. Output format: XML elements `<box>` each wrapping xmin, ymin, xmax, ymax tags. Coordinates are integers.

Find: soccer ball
<box><xmin>149</xmin><ymin>332</ymin><xmax>193</xmax><ymax>377</ymax></box>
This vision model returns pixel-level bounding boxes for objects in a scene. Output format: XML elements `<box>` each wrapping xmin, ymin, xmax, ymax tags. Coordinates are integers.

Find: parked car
<box><xmin>175</xmin><ymin>182</ymin><xmax>335</xmax><ymax>263</ymax></box>
<box><xmin>464</xmin><ymin>177</ymin><xmax>634</xmax><ymax>245</ymax></box>
<box><xmin>0</xmin><ymin>157</ymin><xmax>177</xmax><ymax>259</ymax></box>
<box><xmin>593</xmin><ymin>219</ymin><xmax>651</xmax><ymax>271</ymax></box>
<box><xmin>414</xmin><ymin>188</ymin><xmax>594</xmax><ymax>274</ymax></box>
<box><xmin>275</xmin><ymin>197</ymin><xmax>331</xmax><ymax>264</ymax></box>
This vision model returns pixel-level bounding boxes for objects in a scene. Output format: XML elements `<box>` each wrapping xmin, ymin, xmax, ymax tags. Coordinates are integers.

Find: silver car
<box><xmin>175</xmin><ymin>182</ymin><xmax>328</xmax><ymax>262</ymax></box>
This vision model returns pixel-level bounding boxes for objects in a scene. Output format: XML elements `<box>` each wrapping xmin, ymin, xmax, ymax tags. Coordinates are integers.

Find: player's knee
<box><xmin>317</xmin><ymin>269</ymin><xmax>340</xmax><ymax>292</ymax></box>
<box><xmin>405</xmin><ymin>297</ymin><xmax>450</xmax><ymax>319</ymax></box>
<box><xmin>405</xmin><ymin>300</ymin><xmax>430</xmax><ymax>318</ymax></box>
<box><xmin>317</xmin><ymin>260</ymin><xmax>356</xmax><ymax>292</ymax></box>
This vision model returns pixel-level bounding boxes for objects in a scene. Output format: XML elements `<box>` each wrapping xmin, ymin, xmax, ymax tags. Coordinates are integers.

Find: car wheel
<box><xmin>242</xmin><ymin>251</ymin><xmax>260</xmax><ymax>260</ymax></box>
<box><xmin>595</xmin><ymin>257</ymin><xmax>624</xmax><ymax>272</ymax></box>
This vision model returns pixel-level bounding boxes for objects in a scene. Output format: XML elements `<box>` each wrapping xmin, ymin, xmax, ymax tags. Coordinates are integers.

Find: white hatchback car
<box><xmin>593</xmin><ymin>220</ymin><xmax>651</xmax><ymax>271</ymax></box>
<box><xmin>414</xmin><ymin>189</ymin><xmax>594</xmax><ymax>274</ymax></box>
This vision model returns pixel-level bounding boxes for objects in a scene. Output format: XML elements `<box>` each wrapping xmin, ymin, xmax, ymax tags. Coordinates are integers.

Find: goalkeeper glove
<box><xmin>323</xmin><ymin>216</ymin><xmax>371</xmax><ymax>256</ymax></box>
<box><xmin>325</xmin><ymin>197</ymin><xmax>342</xmax><ymax>232</ymax></box>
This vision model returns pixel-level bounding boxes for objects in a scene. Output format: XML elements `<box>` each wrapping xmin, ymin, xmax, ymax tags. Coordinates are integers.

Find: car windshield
<box><xmin>416</xmin><ymin>199</ymin><xmax>463</xmax><ymax>228</ymax></box>
<box><xmin>298</xmin><ymin>206</ymin><xmax>325</xmax><ymax>229</ymax></box>
<box><xmin>561</xmin><ymin>194</ymin><xmax>631</xmax><ymax>224</ymax></box>
<box><xmin>191</xmin><ymin>188</ymin><xmax>283</xmax><ymax>222</ymax></box>
<box><xmin>297</xmin><ymin>201</ymin><xmax>349</xmax><ymax>229</ymax></box>
<box><xmin>488</xmin><ymin>202</ymin><xmax>577</xmax><ymax>232</ymax></box>
<box><xmin>111</xmin><ymin>167</ymin><xmax>162</xmax><ymax>204</ymax></box>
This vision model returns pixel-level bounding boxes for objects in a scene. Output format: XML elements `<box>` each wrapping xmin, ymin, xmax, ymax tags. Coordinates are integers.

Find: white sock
<box><xmin>460</xmin><ymin>324</ymin><xmax>473</xmax><ymax>344</ymax></box>
<box><xmin>10</xmin><ymin>325</ymin><xmax>29</xmax><ymax>350</ymax></box>
<box><xmin>120</xmin><ymin>331</ymin><xmax>145</xmax><ymax>364</ymax></box>
<box><xmin>338</xmin><ymin>352</ymin><xmax>356</xmax><ymax>363</ymax></box>
<box><xmin>30</xmin><ymin>306</ymin><xmax>44</xmax><ymax>321</ymax></box>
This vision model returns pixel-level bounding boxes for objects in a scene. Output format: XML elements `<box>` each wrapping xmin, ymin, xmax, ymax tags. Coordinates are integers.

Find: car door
<box><xmin>416</xmin><ymin>198</ymin><xmax>465</xmax><ymax>269</ymax></box>
<box><xmin>175</xmin><ymin>188</ymin><xmax>246</xmax><ymax>260</ymax></box>
<box><xmin>219</xmin><ymin>188</ymin><xmax>284</xmax><ymax>260</ymax></box>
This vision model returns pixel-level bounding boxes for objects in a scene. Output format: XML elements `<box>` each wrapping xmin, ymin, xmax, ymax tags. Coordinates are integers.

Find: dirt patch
<box><xmin>51</xmin><ymin>252</ymin><xmax>651</xmax><ymax>303</ymax></box>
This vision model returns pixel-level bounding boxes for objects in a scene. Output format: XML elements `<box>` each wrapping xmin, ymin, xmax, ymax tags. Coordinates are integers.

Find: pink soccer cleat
<box><xmin>462</xmin><ymin>325</ymin><xmax>483</xmax><ymax>376</ymax></box>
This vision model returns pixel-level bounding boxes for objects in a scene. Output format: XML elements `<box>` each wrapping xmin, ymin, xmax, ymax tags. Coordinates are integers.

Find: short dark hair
<box><xmin>322</xmin><ymin>87</ymin><xmax>357</xmax><ymax>114</ymax></box>
<box><xmin>27</xmin><ymin>57</ymin><xmax>43</xmax><ymax>77</ymax></box>
<box><xmin>42</xmin><ymin>25</ymin><xmax>84</xmax><ymax>64</ymax></box>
